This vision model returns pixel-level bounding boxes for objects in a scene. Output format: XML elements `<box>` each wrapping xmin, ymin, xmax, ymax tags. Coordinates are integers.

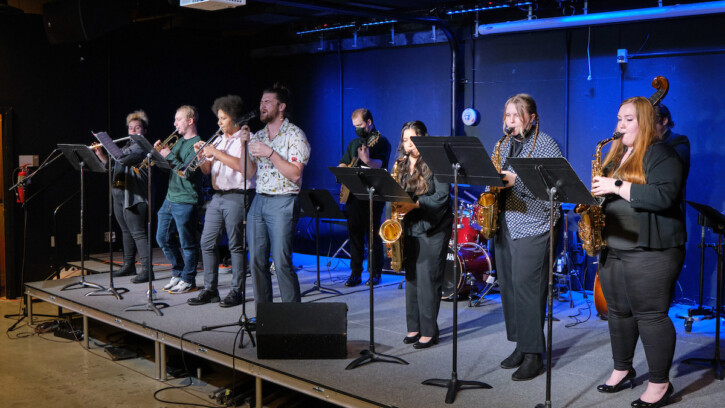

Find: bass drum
<box><xmin>441</xmin><ymin>242</ymin><xmax>494</xmax><ymax>299</ymax></box>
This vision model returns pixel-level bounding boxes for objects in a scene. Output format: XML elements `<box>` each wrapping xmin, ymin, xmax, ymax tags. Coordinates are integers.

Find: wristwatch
<box><xmin>614</xmin><ymin>179</ymin><xmax>623</xmax><ymax>195</ymax></box>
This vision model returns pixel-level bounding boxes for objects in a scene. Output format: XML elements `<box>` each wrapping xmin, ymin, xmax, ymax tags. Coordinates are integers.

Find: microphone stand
<box><xmin>88</xmin><ymin>150</ymin><xmax>128</xmax><ymax>299</ymax></box>
<box><xmin>200</xmin><ymin>136</ymin><xmax>256</xmax><ymax>348</ymax></box>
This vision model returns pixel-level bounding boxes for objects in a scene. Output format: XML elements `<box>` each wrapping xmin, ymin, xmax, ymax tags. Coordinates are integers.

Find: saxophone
<box><xmin>475</xmin><ymin>128</ymin><xmax>512</xmax><ymax>240</ymax></box>
<box><xmin>575</xmin><ymin>131</ymin><xmax>622</xmax><ymax>256</ymax></box>
<box><xmin>379</xmin><ymin>161</ymin><xmax>406</xmax><ymax>272</ymax></box>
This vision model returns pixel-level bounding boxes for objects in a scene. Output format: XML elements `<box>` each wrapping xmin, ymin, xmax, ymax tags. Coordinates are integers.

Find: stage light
<box><xmin>446</xmin><ymin>2</ymin><xmax>532</xmax><ymax>15</ymax></box>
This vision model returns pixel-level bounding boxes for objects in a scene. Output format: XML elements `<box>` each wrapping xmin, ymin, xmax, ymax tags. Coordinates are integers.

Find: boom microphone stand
<box><xmin>57</xmin><ymin>144</ymin><xmax>107</xmax><ymax>292</ymax></box>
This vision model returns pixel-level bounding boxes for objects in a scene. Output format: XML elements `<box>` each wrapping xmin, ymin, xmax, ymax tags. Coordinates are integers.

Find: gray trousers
<box><xmin>200</xmin><ymin>190</ymin><xmax>254</xmax><ymax>293</ymax></box>
<box><xmin>247</xmin><ymin>194</ymin><xmax>300</xmax><ymax>303</ymax></box>
<box><xmin>493</xmin><ymin>216</ymin><xmax>557</xmax><ymax>353</ymax></box>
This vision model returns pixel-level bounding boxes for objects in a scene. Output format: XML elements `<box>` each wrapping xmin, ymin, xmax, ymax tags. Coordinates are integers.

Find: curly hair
<box><xmin>211</xmin><ymin>95</ymin><xmax>244</xmax><ymax>121</ymax></box>
<box><xmin>126</xmin><ymin>110</ymin><xmax>149</xmax><ymax>129</ymax></box>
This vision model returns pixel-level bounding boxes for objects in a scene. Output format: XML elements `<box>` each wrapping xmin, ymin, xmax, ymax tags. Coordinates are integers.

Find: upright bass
<box><xmin>582</xmin><ymin>76</ymin><xmax>669</xmax><ymax>318</ymax></box>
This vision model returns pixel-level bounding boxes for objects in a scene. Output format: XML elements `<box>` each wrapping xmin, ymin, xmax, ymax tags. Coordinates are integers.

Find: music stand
<box><xmin>299</xmin><ymin>189</ymin><xmax>345</xmax><ymax>296</ymax></box>
<box><xmin>411</xmin><ymin>136</ymin><xmax>499</xmax><ymax>403</ymax></box>
<box><xmin>329</xmin><ymin>166</ymin><xmax>412</xmax><ymax>370</ymax></box>
<box><xmin>507</xmin><ymin>156</ymin><xmax>598</xmax><ymax>408</ymax></box>
<box><xmin>87</xmin><ymin>132</ymin><xmax>129</xmax><ymax>300</ymax></box>
<box><xmin>682</xmin><ymin>201</ymin><xmax>725</xmax><ymax>380</ymax></box>
<box><xmin>123</xmin><ymin>134</ymin><xmax>170</xmax><ymax>316</ymax></box>
<box><xmin>58</xmin><ymin>144</ymin><xmax>107</xmax><ymax>292</ymax></box>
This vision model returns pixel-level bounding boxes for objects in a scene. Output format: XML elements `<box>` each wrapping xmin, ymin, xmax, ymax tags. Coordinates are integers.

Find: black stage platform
<box><xmin>24</xmin><ymin>250</ymin><xmax>725</xmax><ymax>407</ymax></box>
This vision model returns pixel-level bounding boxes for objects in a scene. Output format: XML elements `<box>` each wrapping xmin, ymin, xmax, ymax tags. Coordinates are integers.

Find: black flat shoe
<box><xmin>512</xmin><ymin>353</ymin><xmax>543</xmax><ymax>381</ymax></box>
<box><xmin>631</xmin><ymin>383</ymin><xmax>674</xmax><ymax>408</ymax></box>
<box><xmin>344</xmin><ymin>275</ymin><xmax>362</xmax><ymax>287</ymax></box>
<box><xmin>413</xmin><ymin>334</ymin><xmax>438</xmax><ymax>349</ymax></box>
<box><xmin>112</xmin><ymin>264</ymin><xmax>136</xmax><ymax>277</ymax></box>
<box><xmin>500</xmin><ymin>348</ymin><xmax>524</xmax><ymax>369</ymax></box>
<box><xmin>130</xmin><ymin>273</ymin><xmax>149</xmax><ymax>284</ymax></box>
<box><xmin>403</xmin><ymin>333</ymin><xmax>421</xmax><ymax>344</ymax></box>
<box><xmin>597</xmin><ymin>369</ymin><xmax>637</xmax><ymax>393</ymax></box>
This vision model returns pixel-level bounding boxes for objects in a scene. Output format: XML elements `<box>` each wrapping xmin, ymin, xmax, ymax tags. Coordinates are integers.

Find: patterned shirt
<box><xmin>210</xmin><ymin>129</ymin><xmax>256</xmax><ymax>191</ymax></box>
<box><xmin>494</xmin><ymin>131</ymin><xmax>562</xmax><ymax>239</ymax></box>
<box><xmin>251</xmin><ymin>118</ymin><xmax>310</xmax><ymax>195</ymax></box>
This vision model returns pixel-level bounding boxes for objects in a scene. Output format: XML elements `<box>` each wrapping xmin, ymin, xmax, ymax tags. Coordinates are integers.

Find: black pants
<box><xmin>112</xmin><ymin>190</ymin><xmax>149</xmax><ymax>271</ymax></box>
<box><xmin>493</xmin><ymin>216</ymin><xmax>558</xmax><ymax>353</ymax></box>
<box><xmin>599</xmin><ymin>246</ymin><xmax>684</xmax><ymax>383</ymax></box>
<box><xmin>404</xmin><ymin>229</ymin><xmax>448</xmax><ymax>337</ymax></box>
<box><xmin>345</xmin><ymin>195</ymin><xmax>384</xmax><ymax>276</ymax></box>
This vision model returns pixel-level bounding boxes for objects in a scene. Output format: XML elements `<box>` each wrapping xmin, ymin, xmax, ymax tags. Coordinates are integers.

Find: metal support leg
<box><xmin>160</xmin><ymin>342</ymin><xmax>167</xmax><ymax>380</ymax></box>
<box><xmin>154</xmin><ymin>341</ymin><xmax>162</xmax><ymax>379</ymax></box>
<box><xmin>256</xmin><ymin>376</ymin><xmax>263</xmax><ymax>408</ymax></box>
<box><xmin>26</xmin><ymin>293</ymin><xmax>33</xmax><ymax>325</ymax></box>
<box><xmin>82</xmin><ymin>316</ymin><xmax>89</xmax><ymax>349</ymax></box>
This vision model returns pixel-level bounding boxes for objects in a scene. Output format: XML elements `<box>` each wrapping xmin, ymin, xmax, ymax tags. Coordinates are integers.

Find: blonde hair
<box><xmin>177</xmin><ymin>105</ymin><xmax>199</xmax><ymax>123</ymax></box>
<box><xmin>126</xmin><ymin>110</ymin><xmax>149</xmax><ymax>129</ymax></box>
<box><xmin>502</xmin><ymin>94</ymin><xmax>540</xmax><ymax>155</ymax></box>
<box><xmin>602</xmin><ymin>96</ymin><xmax>657</xmax><ymax>185</ymax></box>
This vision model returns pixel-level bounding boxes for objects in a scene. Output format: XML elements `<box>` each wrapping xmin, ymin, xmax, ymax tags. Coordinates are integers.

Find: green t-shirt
<box><xmin>165</xmin><ymin>135</ymin><xmax>202</xmax><ymax>205</ymax></box>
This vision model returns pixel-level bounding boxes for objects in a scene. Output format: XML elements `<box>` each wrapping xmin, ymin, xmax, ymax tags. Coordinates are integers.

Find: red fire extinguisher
<box><xmin>16</xmin><ymin>166</ymin><xmax>28</xmax><ymax>204</ymax></box>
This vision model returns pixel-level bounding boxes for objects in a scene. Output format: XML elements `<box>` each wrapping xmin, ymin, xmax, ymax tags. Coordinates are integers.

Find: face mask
<box><xmin>355</xmin><ymin>126</ymin><xmax>368</xmax><ymax>138</ymax></box>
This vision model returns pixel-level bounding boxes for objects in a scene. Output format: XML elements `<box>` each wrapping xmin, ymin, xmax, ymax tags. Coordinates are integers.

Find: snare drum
<box><xmin>441</xmin><ymin>242</ymin><xmax>494</xmax><ymax>299</ymax></box>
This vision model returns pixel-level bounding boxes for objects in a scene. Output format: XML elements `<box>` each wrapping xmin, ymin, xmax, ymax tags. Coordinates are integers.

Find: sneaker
<box><xmin>365</xmin><ymin>275</ymin><xmax>381</xmax><ymax>286</ymax></box>
<box><xmin>218</xmin><ymin>264</ymin><xmax>232</xmax><ymax>275</ymax></box>
<box><xmin>219</xmin><ymin>290</ymin><xmax>243</xmax><ymax>308</ymax></box>
<box><xmin>344</xmin><ymin>275</ymin><xmax>362</xmax><ymax>287</ymax></box>
<box><xmin>163</xmin><ymin>277</ymin><xmax>181</xmax><ymax>291</ymax></box>
<box><xmin>168</xmin><ymin>280</ymin><xmax>197</xmax><ymax>294</ymax></box>
<box><xmin>187</xmin><ymin>289</ymin><xmax>220</xmax><ymax>306</ymax></box>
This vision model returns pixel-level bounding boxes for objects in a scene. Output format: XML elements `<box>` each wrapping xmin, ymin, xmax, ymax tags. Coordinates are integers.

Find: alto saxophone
<box><xmin>475</xmin><ymin>129</ymin><xmax>512</xmax><ymax>240</ymax></box>
<box><xmin>379</xmin><ymin>161</ymin><xmax>407</xmax><ymax>272</ymax></box>
<box><xmin>575</xmin><ymin>131</ymin><xmax>622</xmax><ymax>256</ymax></box>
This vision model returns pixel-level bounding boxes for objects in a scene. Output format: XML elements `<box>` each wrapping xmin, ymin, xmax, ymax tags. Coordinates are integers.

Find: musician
<box><xmin>187</xmin><ymin>95</ymin><xmax>256</xmax><ymax>307</ymax></box>
<box><xmin>155</xmin><ymin>105</ymin><xmax>203</xmax><ymax>293</ymax></box>
<box><xmin>394</xmin><ymin>121</ymin><xmax>451</xmax><ymax>349</ymax></box>
<box><xmin>339</xmin><ymin>108</ymin><xmax>391</xmax><ymax>287</ymax></box>
<box><xmin>593</xmin><ymin>96</ymin><xmax>684</xmax><ymax>407</ymax></box>
<box><xmin>246</xmin><ymin>84</ymin><xmax>310</xmax><ymax>303</ymax></box>
<box><xmin>654</xmin><ymin>104</ymin><xmax>690</xmax><ymax>180</ymax></box>
<box><xmin>493</xmin><ymin>94</ymin><xmax>562</xmax><ymax>381</ymax></box>
<box><xmin>93</xmin><ymin>110</ymin><xmax>151</xmax><ymax>282</ymax></box>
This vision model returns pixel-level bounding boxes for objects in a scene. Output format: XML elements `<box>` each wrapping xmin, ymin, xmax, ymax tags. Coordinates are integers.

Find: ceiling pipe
<box><xmin>478</xmin><ymin>0</ymin><xmax>725</xmax><ymax>35</ymax></box>
<box><xmin>252</xmin><ymin>0</ymin><xmax>463</xmax><ymax>136</ymax></box>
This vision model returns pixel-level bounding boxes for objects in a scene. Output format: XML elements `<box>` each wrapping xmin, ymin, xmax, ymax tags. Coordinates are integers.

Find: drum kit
<box><xmin>442</xmin><ymin>201</ymin><xmax>497</xmax><ymax>306</ymax></box>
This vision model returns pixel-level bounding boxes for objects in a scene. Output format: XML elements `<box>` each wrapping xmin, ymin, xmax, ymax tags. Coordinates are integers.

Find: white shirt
<box><xmin>210</xmin><ymin>129</ymin><xmax>256</xmax><ymax>191</ymax></box>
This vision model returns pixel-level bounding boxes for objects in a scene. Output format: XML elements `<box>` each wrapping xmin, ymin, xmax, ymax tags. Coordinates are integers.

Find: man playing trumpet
<box><xmin>155</xmin><ymin>105</ymin><xmax>203</xmax><ymax>293</ymax></box>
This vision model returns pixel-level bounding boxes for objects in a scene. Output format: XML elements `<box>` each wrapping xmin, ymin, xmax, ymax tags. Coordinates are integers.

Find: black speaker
<box><xmin>257</xmin><ymin>302</ymin><xmax>348</xmax><ymax>359</ymax></box>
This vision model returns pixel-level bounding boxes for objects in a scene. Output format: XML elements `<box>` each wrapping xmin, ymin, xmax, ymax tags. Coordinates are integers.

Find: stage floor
<box><xmin>24</xmin><ymin>249</ymin><xmax>725</xmax><ymax>407</ymax></box>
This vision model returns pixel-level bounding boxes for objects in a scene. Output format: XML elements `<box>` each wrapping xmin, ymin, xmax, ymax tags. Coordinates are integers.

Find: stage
<box><xmin>22</xmin><ymin>250</ymin><xmax>725</xmax><ymax>408</ymax></box>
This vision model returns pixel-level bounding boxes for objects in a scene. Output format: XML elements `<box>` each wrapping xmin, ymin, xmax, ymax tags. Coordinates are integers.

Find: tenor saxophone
<box><xmin>379</xmin><ymin>161</ymin><xmax>407</xmax><ymax>272</ymax></box>
<box><xmin>575</xmin><ymin>131</ymin><xmax>622</xmax><ymax>256</ymax></box>
<box><xmin>475</xmin><ymin>129</ymin><xmax>512</xmax><ymax>240</ymax></box>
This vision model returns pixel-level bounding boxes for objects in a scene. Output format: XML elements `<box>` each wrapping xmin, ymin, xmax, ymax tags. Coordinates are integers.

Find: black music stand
<box><xmin>124</xmin><ymin>134</ymin><xmax>170</xmax><ymax>316</ymax></box>
<box><xmin>299</xmin><ymin>189</ymin><xmax>345</xmax><ymax>296</ymax></box>
<box><xmin>58</xmin><ymin>144</ymin><xmax>107</xmax><ymax>292</ymax></box>
<box><xmin>329</xmin><ymin>166</ymin><xmax>412</xmax><ymax>370</ymax></box>
<box><xmin>87</xmin><ymin>132</ymin><xmax>129</xmax><ymax>300</ymax></box>
<box><xmin>682</xmin><ymin>201</ymin><xmax>725</xmax><ymax>380</ymax></box>
<box><xmin>507</xmin><ymin>157</ymin><xmax>598</xmax><ymax>408</ymax></box>
<box><xmin>412</xmin><ymin>136</ymin><xmax>500</xmax><ymax>403</ymax></box>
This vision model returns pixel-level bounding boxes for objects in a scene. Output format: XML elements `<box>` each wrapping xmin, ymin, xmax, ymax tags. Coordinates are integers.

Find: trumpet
<box><xmin>175</xmin><ymin>128</ymin><xmax>223</xmax><ymax>178</ymax></box>
<box><xmin>88</xmin><ymin>135</ymin><xmax>132</xmax><ymax>150</ymax></box>
<box><xmin>155</xmin><ymin>129</ymin><xmax>180</xmax><ymax>152</ymax></box>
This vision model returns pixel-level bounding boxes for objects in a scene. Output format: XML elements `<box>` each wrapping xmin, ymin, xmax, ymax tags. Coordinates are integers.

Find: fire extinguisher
<box><xmin>16</xmin><ymin>166</ymin><xmax>28</xmax><ymax>204</ymax></box>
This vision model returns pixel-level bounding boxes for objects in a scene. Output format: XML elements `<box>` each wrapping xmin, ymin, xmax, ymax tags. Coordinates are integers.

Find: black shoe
<box><xmin>597</xmin><ymin>369</ymin><xmax>637</xmax><ymax>393</ymax></box>
<box><xmin>130</xmin><ymin>272</ymin><xmax>150</xmax><ymax>284</ymax></box>
<box><xmin>403</xmin><ymin>333</ymin><xmax>421</xmax><ymax>344</ymax></box>
<box><xmin>512</xmin><ymin>353</ymin><xmax>544</xmax><ymax>381</ymax></box>
<box><xmin>187</xmin><ymin>289</ymin><xmax>221</xmax><ymax>306</ymax></box>
<box><xmin>344</xmin><ymin>275</ymin><xmax>362</xmax><ymax>287</ymax></box>
<box><xmin>413</xmin><ymin>334</ymin><xmax>439</xmax><ymax>349</ymax></box>
<box><xmin>365</xmin><ymin>275</ymin><xmax>381</xmax><ymax>286</ymax></box>
<box><xmin>500</xmin><ymin>348</ymin><xmax>525</xmax><ymax>369</ymax></box>
<box><xmin>631</xmin><ymin>383</ymin><xmax>674</xmax><ymax>408</ymax></box>
<box><xmin>220</xmin><ymin>290</ymin><xmax>244</xmax><ymax>308</ymax></box>
<box><xmin>112</xmin><ymin>263</ymin><xmax>136</xmax><ymax>277</ymax></box>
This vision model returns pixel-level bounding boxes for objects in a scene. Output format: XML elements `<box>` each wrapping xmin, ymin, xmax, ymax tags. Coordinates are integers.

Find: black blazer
<box><xmin>403</xmin><ymin>173</ymin><xmax>452</xmax><ymax>238</ymax></box>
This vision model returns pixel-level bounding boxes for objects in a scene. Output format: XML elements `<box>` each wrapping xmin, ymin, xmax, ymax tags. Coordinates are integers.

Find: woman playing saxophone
<box><xmin>593</xmin><ymin>96</ymin><xmax>684</xmax><ymax>407</ymax></box>
<box><xmin>392</xmin><ymin>121</ymin><xmax>452</xmax><ymax>349</ymax></box>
